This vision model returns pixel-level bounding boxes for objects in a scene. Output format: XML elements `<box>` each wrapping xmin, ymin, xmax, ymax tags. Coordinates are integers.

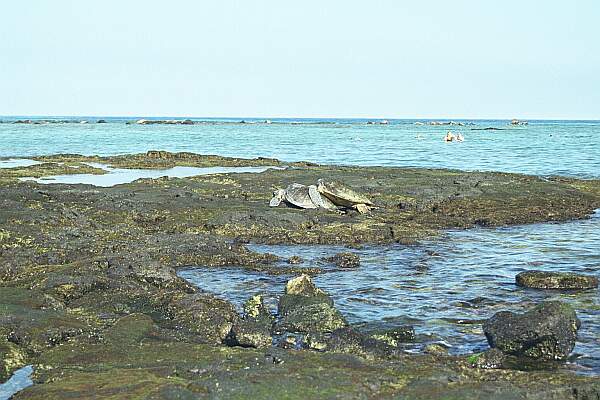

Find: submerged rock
<box><xmin>483</xmin><ymin>301</ymin><xmax>580</xmax><ymax>361</ymax></box>
<box><xmin>323</xmin><ymin>252</ymin><xmax>360</xmax><ymax>269</ymax></box>
<box><xmin>516</xmin><ymin>270</ymin><xmax>598</xmax><ymax>290</ymax></box>
<box><xmin>277</xmin><ymin>275</ymin><xmax>347</xmax><ymax>334</ymax></box>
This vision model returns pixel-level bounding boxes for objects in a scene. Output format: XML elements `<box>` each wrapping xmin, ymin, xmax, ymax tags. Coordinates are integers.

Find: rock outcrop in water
<box><xmin>228</xmin><ymin>295</ymin><xmax>274</xmax><ymax>348</ymax></box>
<box><xmin>276</xmin><ymin>275</ymin><xmax>347</xmax><ymax>334</ymax></box>
<box><xmin>135</xmin><ymin>119</ymin><xmax>195</xmax><ymax>125</ymax></box>
<box><xmin>483</xmin><ymin>301</ymin><xmax>580</xmax><ymax>361</ymax></box>
<box><xmin>516</xmin><ymin>270</ymin><xmax>598</xmax><ymax>290</ymax></box>
<box><xmin>322</xmin><ymin>252</ymin><xmax>360</xmax><ymax>268</ymax></box>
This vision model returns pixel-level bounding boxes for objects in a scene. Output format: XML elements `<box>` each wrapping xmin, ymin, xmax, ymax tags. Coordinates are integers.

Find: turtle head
<box><xmin>269</xmin><ymin>189</ymin><xmax>286</xmax><ymax>207</ymax></box>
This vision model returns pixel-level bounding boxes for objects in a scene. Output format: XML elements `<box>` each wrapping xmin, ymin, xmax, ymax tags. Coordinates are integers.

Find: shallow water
<box><xmin>0</xmin><ymin>159</ymin><xmax>41</xmax><ymax>169</ymax></box>
<box><xmin>179</xmin><ymin>209</ymin><xmax>600</xmax><ymax>375</ymax></box>
<box><xmin>1</xmin><ymin>118</ymin><xmax>599</xmax><ymax>178</ymax></box>
<box><xmin>18</xmin><ymin>162</ymin><xmax>281</xmax><ymax>187</ymax></box>
<box><xmin>0</xmin><ymin>365</ymin><xmax>33</xmax><ymax>400</ymax></box>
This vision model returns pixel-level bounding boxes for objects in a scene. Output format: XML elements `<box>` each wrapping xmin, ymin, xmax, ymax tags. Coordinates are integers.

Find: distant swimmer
<box><xmin>444</xmin><ymin>131</ymin><xmax>455</xmax><ymax>142</ymax></box>
<box><xmin>456</xmin><ymin>133</ymin><xmax>464</xmax><ymax>142</ymax></box>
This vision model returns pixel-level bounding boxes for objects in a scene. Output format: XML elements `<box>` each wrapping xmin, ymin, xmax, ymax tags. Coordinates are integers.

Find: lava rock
<box><xmin>284</xmin><ymin>274</ymin><xmax>325</xmax><ymax>297</ymax></box>
<box><xmin>424</xmin><ymin>343</ymin><xmax>449</xmax><ymax>356</ymax></box>
<box><xmin>287</xmin><ymin>255</ymin><xmax>303</xmax><ymax>265</ymax></box>
<box><xmin>167</xmin><ymin>293</ymin><xmax>239</xmax><ymax>345</ymax></box>
<box><xmin>228</xmin><ymin>319</ymin><xmax>272</xmax><ymax>348</ymax></box>
<box><xmin>228</xmin><ymin>295</ymin><xmax>274</xmax><ymax>348</ymax></box>
<box><xmin>516</xmin><ymin>270</ymin><xmax>598</xmax><ymax>290</ymax></box>
<box><xmin>469</xmin><ymin>348</ymin><xmax>506</xmax><ymax>369</ymax></box>
<box><xmin>278</xmin><ymin>302</ymin><xmax>347</xmax><ymax>334</ymax></box>
<box><xmin>365</xmin><ymin>325</ymin><xmax>415</xmax><ymax>346</ymax></box>
<box><xmin>483</xmin><ymin>301</ymin><xmax>580</xmax><ymax>361</ymax></box>
<box><xmin>323</xmin><ymin>252</ymin><xmax>360</xmax><ymax>268</ymax></box>
<box><xmin>277</xmin><ymin>275</ymin><xmax>347</xmax><ymax>334</ymax></box>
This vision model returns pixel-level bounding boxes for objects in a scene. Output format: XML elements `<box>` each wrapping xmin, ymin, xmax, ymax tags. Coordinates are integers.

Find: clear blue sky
<box><xmin>1</xmin><ymin>1</ymin><xmax>598</xmax><ymax>119</ymax></box>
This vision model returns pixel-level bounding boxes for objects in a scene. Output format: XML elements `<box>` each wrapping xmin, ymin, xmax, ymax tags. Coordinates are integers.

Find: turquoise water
<box><xmin>1</xmin><ymin>118</ymin><xmax>599</xmax><ymax>178</ymax></box>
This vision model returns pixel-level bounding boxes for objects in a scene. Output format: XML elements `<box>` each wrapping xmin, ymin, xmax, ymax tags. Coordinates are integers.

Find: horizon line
<box><xmin>1</xmin><ymin>114</ymin><xmax>599</xmax><ymax>122</ymax></box>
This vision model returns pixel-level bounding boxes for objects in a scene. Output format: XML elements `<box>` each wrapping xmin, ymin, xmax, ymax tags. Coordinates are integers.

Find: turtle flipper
<box><xmin>353</xmin><ymin>204</ymin><xmax>371</xmax><ymax>214</ymax></box>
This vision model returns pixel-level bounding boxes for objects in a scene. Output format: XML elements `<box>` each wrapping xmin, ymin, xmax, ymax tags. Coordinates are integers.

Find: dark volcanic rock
<box><xmin>469</xmin><ymin>348</ymin><xmax>506</xmax><ymax>369</ymax></box>
<box><xmin>516</xmin><ymin>270</ymin><xmax>598</xmax><ymax>290</ymax></box>
<box><xmin>228</xmin><ymin>295</ymin><xmax>274</xmax><ymax>348</ymax></box>
<box><xmin>287</xmin><ymin>255</ymin><xmax>303</xmax><ymax>265</ymax></box>
<box><xmin>306</xmin><ymin>327</ymin><xmax>396</xmax><ymax>358</ymax></box>
<box><xmin>323</xmin><ymin>252</ymin><xmax>360</xmax><ymax>268</ymax></box>
<box><xmin>277</xmin><ymin>275</ymin><xmax>347</xmax><ymax>334</ymax></box>
<box><xmin>167</xmin><ymin>293</ymin><xmax>239</xmax><ymax>345</ymax></box>
<box><xmin>364</xmin><ymin>325</ymin><xmax>416</xmax><ymax>346</ymax></box>
<box><xmin>483</xmin><ymin>301</ymin><xmax>580</xmax><ymax>361</ymax></box>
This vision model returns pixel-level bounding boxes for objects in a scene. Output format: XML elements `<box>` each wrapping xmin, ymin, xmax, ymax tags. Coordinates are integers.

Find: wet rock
<box><xmin>468</xmin><ymin>348</ymin><xmax>506</xmax><ymax>369</ymax></box>
<box><xmin>228</xmin><ymin>295</ymin><xmax>273</xmax><ymax>348</ymax></box>
<box><xmin>96</xmin><ymin>119</ymin><xmax>107</xmax><ymax>124</ymax></box>
<box><xmin>483</xmin><ymin>301</ymin><xmax>580</xmax><ymax>361</ymax></box>
<box><xmin>323</xmin><ymin>252</ymin><xmax>360</xmax><ymax>268</ymax></box>
<box><xmin>287</xmin><ymin>255</ymin><xmax>303</xmax><ymax>265</ymax></box>
<box><xmin>364</xmin><ymin>325</ymin><xmax>415</xmax><ymax>346</ymax></box>
<box><xmin>243</xmin><ymin>294</ymin><xmax>272</xmax><ymax>322</ymax></box>
<box><xmin>228</xmin><ymin>319</ymin><xmax>272</xmax><ymax>348</ymax></box>
<box><xmin>277</xmin><ymin>275</ymin><xmax>347</xmax><ymax>334</ymax></box>
<box><xmin>424</xmin><ymin>343</ymin><xmax>449</xmax><ymax>356</ymax></box>
<box><xmin>167</xmin><ymin>293</ymin><xmax>239</xmax><ymax>345</ymax></box>
<box><xmin>516</xmin><ymin>270</ymin><xmax>598</xmax><ymax>290</ymax></box>
<box><xmin>284</xmin><ymin>274</ymin><xmax>325</xmax><ymax>297</ymax></box>
<box><xmin>306</xmin><ymin>327</ymin><xmax>396</xmax><ymax>358</ymax></box>
<box><xmin>278</xmin><ymin>302</ymin><xmax>347</xmax><ymax>334</ymax></box>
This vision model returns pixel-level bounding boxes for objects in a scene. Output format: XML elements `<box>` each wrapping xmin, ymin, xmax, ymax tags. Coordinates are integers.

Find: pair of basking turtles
<box><xmin>269</xmin><ymin>179</ymin><xmax>374</xmax><ymax>214</ymax></box>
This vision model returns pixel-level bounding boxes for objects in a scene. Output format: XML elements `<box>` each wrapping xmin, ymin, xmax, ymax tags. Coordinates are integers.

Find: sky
<box><xmin>1</xmin><ymin>1</ymin><xmax>599</xmax><ymax>119</ymax></box>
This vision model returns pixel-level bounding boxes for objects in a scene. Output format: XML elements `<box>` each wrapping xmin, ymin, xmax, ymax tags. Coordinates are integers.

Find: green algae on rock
<box><xmin>484</xmin><ymin>301</ymin><xmax>580</xmax><ymax>361</ymax></box>
<box><xmin>516</xmin><ymin>270</ymin><xmax>599</xmax><ymax>290</ymax></box>
<box><xmin>1</xmin><ymin>152</ymin><xmax>600</xmax><ymax>398</ymax></box>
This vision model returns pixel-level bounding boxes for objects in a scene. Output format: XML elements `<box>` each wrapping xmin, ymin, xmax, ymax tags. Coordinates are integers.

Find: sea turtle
<box><xmin>270</xmin><ymin>183</ymin><xmax>338</xmax><ymax>210</ymax></box>
<box><xmin>316</xmin><ymin>179</ymin><xmax>374</xmax><ymax>214</ymax></box>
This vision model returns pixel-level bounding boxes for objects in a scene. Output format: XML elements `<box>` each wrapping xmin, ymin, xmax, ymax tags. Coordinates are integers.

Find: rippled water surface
<box><xmin>2</xmin><ymin>118</ymin><xmax>599</xmax><ymax>178</ymax></box>
<box><xmin>180</xmin><ymin>210</ymin><xmax>600</xmax><ymax>374</ymax></box>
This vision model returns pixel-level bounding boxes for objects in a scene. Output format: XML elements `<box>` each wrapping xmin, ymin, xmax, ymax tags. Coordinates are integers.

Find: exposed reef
<box><xmin>1</xmin><ymin>151</ymin><xmax>600</xmax><ymax>398</ymax></box>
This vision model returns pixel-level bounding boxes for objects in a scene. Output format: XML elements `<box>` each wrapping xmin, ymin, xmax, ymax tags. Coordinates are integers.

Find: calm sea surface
<box><xmin>1</xmin><ymin>118</ymin><xmax>599</xmax><ymax>178</ymax></box>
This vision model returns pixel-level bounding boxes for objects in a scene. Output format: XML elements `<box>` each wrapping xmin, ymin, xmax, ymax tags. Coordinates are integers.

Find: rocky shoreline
<box><xmin>1</xmin><ymin>151</ymin><xmax>600</xmax><ymax>399</ymax></box>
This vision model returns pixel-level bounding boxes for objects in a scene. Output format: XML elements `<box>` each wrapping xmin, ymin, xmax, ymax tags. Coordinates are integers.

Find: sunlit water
<box><xmin>17</xmin><ymin>162</ymin><xmax>281</xmax><ymax>187</ymax></box>
<box><xmin>180</xmin><ymin>210</ymin><xmax>600</xmax><ymax>374</ymax></box>
<box><xmin>1</xmin><ymin>118</ymin><xmax>599</xmax><ymax>178</ymax></box>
